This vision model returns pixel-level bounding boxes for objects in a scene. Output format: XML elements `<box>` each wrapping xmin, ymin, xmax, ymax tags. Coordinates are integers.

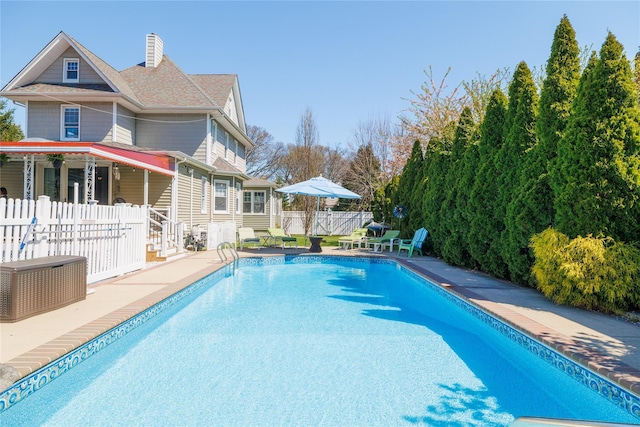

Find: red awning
<box><xmin>0</xmin><ymin>141</ymin><xmax>174</xmax><ymax>176</ymax></box>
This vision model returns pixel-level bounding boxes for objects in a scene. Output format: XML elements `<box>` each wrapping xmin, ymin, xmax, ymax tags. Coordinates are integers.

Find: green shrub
<box><xmin>530</xmin><ymin>228</ymin><xmax>640</xmax><ymax>314</ymax></box>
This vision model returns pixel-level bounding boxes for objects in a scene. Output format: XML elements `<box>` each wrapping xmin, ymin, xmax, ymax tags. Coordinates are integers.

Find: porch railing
<box><xmin>147</xmin><ymin>207</ymin><xmax>184</xmax><ymax>258</ymax></box>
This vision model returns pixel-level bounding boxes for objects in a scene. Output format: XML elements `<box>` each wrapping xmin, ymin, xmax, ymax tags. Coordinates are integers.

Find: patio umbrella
<box><xmin>276</xmin><ymin>176</ymin><xmax>361</xmax><ymax>236</ymax></box>
<box><xmin>366</xmin><ymin>221</ymin><xmax>391</xmax><ymax>237</ymax></box>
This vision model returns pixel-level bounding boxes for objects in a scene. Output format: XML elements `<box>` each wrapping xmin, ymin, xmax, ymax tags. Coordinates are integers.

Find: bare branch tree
<box><xmin>245</xmin><ymin>125</ymin><xmax>286</xmax><ymax>179</ymax></box>
<box><xmin>395</xmin><ymin>66</ymin><xmax>509</xmax><ymax>169</ymax></box>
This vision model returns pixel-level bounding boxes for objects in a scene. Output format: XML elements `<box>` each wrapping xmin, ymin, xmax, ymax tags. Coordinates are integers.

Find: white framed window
<box><xmin>211</xmin><ymin>119</ymin><xmax>218</xmax><ymax>162</ymax></box>
<box><xmin>201</xmin><ymin>176</ymin><xmax>208</xmax><ymax>214</ymax></box>
<box><xmin>233</xmin><ymin>139</ymin><xmax>238</xmax><ymax>164</ymax></box>
<box><xmin>63</xmin><ymin>58</ymin><xmax>79</xmax><ymax>83</ymax></box>
<box><xmin>235</xmin><ymin>182</ymin><xmax>241</xmax><ymax>214</ymax></box>
<box><xmin>214</xmin><ymin>180</ymin><xmax>229</xmax><ymax>213</ymax></box>
<box><xmin>61</xmin><ymin>105</ymin><xmax>80</xmax><ymax>141</ymax></box>
<box><xmin>243</xmin><ymin>191</ymin><xmax>265</xmax><ymax>214</ymax></box>
<box><xmin>224</xmin><ymin>131</ymin><xmax>229</xmax><ymax>160</ymax></box>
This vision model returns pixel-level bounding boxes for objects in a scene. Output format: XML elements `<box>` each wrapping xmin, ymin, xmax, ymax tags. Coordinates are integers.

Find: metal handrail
<box><xmin>217</xmin><ymin>242</ymin><xmax>239</xmax><ymax>265</ymax></box>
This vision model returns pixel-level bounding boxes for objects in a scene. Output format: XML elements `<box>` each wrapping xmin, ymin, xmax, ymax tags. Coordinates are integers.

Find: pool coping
<box><xmin>1</xmin><ymin>251</ymin><xmax>639</xmax><ymax>418</ymax></box>
<box><xmin>395</xmin><ymin>258</ymin><xmax>640</xmax><ymax>397</ymax></box>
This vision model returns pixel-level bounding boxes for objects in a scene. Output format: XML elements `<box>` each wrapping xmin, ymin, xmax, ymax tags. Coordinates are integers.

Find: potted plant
<box><xmin>0</xmin><ymin>153</ymin><xmax>9</xmax><ymax>167</ymax></box>
<box><xmin>47</xmin><ymin>153</ymin><xmax>65</xmax><ymax>168</ymax></box>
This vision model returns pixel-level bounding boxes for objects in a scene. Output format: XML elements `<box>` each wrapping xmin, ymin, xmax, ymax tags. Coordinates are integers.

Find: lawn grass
<box><xmin>292</xmin><ymin>235</ymin><xmax>341</xmax><ymax>247</ymax></box>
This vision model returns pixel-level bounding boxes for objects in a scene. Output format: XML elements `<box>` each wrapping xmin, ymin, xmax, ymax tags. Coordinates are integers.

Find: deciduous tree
<box><xmin>245</xmin><ymin>125</ymin><xmax>286</xmax><ymax>179</ymax></box>
<box><xmin>0</xmin><ymin>99</ymin><xmax>24</xmax><ymax>141</ymax></box>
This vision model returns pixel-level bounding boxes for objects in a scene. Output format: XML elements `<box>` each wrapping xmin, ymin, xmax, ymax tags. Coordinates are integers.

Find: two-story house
<box><xmin>0</xmin><ymin>31</ymin><xmax>280</xmax><ymax>240</ymax></box>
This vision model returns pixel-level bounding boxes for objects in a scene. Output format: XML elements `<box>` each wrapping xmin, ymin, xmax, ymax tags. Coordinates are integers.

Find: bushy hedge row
<box><xmin>530</xmin><ymin>228</ymin><xmax>640</xmax><ymax>314</ymax></box>
<box><xmin>386</xmin><ymin>16</ymin><xmax>640</xmax><ymax>313</ymax></box>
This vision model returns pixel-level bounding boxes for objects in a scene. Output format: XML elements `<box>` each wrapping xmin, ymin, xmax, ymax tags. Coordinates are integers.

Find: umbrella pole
<box><xmin>315</xmin><ymin>196</ymin><xmax>320</xmax><ymax>236</ymax></box>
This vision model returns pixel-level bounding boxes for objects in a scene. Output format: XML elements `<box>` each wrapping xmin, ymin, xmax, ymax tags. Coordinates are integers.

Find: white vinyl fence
<box><xmin>281</xmin><ymin>210</ymin><xmax>373</xmax><ymax>236</ymax></box>
<box><xmin>1</xmin><ymin>195</ymin><xmax>147</xmax><ymax>284</ymax></box>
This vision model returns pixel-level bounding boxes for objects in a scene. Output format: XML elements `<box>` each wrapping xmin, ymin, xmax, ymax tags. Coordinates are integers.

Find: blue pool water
<box><xmin>1</xmin><ymin>257</ymin><xmax>638</xmax><ymax>426</ymax></box>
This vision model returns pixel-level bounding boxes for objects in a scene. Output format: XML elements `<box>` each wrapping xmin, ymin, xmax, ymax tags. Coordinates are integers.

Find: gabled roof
<box><xmin>212</xmin><ymin>157</ymin><xmax>250</xmax><ymax>180</ymax></box>
<box><xmin>1</xmin><ymin>31</ymin><xmax>250</xmax><ymax>142</ymax></box>
<box><xmin>189</xmin><ymin>74</ymin><xmax>236</xmax><ymax>110</ymax></box>
<box><xmin>244</xmin><ymin>177</ymin><xmax>278</xmax><ymax>188</ymax></box>
<box><xmin>120</xmin><ymin>56</ymin><xmax>219</xmax><ymax>108</ymax></box>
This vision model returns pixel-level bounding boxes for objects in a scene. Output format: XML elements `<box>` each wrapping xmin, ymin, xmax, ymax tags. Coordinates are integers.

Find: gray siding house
<box><xmin>0</xmin><ymin>31</ymin><xmax>281</xmax><ymax>242</ymax></box>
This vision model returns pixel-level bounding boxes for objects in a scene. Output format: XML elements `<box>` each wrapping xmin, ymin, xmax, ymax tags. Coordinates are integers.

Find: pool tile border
<box><xmin>1</xmin><ymin>254</ymin><xmax>639</xmax><ymax>421</ymax></box>
<box><xmin>396</xmin><ymin>260</ymin><xmax>640</xmax><ymax>421</ymax></box>
<box><xmin>0</xmin><ymin>263</ymin><xmax>234</xmax><ymax>413</ymax></box>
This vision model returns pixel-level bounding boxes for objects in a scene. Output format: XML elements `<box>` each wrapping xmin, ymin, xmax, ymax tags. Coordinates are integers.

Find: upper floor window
<box><xmin>61</xmin><ymin>105</ymin><xmax>80</xmax><ymax>141</ymax></box>
<box><xmin>233</xmin><ymin>138</ymin><xmax>238</xmax><ymax>164</ymax></box>
<box><xmin>214</xmin><ymin>180</ymin><xmax>228</xmax><ymax>214</ymax></box>
<box><xmin>224</xmin><ymin>131</ymin><xmax>229</xmax><ymax>160</ymax></box>
<box><xmin>63</xmin><ymin>58</ymin><xmax>79</xmax><ymax>83</ymax></box>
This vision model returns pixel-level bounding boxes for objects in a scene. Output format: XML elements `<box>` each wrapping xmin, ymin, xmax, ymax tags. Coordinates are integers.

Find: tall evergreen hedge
<box><xmin>467</xmin><ymin>89</ymin><xmax>509</xmax><ymax>277</ymax></box>
<box><xmin>502</xmin><ymin>17</ymin><xmax>580</xmax><ymax>286</ymax></box>
<box><xmin>397</xmin><ymin>140</ymin><xmax>424</xmax><ymax>236</ymax></box>
<box><xmin>440</xmin><ymin>108</ymin><xmax>478</xmax><ymax>267</ymax></box>
<box><xmin>553</xmin><ymin>33</ymin><xmax>640</xmax><ymax>243</ymax></box>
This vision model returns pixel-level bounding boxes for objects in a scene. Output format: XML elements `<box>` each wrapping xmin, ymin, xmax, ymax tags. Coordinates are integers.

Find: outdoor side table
<box><xmin>309</xmin><ymin>236</ymin><xmax>323</xmax><ymax>253</ymax></box>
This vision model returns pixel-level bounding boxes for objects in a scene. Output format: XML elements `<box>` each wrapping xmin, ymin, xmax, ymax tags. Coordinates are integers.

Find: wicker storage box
<box><xmin>0</xmin><ymin>256</ymin><xmax>87</xmax><ymax>322</ymax></box>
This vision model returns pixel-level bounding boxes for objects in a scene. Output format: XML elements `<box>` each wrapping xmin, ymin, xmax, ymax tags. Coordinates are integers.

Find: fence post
<box><xmin>72</xmin><ymin>182</ymin><xmax>79</xmax><ymax>255</ymax></box>
<box><xmin>177</xmin><ymin>221</ymin><xmax>185</xmax><ymax>252</ymax></box>
<box><xmin>33</xmin><ymin>195</ymin><xmax>51</xmax><ymax>258</ymax></box>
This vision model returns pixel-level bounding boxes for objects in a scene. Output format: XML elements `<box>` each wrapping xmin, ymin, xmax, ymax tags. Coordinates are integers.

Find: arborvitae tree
<box><xmin>455</xmin><ymin>131</ymin><xmax>480</xmax><ymax>268</ymax></box>
<box><xmin>422</xmin><ymin>135</ymin><xmax>452</xmax><ymax>256</ymax></box>
<box><xmin>553</xmin><ymin>33</ymin><xmax>640</xmax><ymax>243</ymax></box>
<box><xmin>537</xmin><ymin>15</ymin><xmax>581</xmax><ymax>173</ymax></box>
<box><xmin>467</xmin><ymin>89</ymin><xmax>509</xmax><ymax>277</ymax></box>
<box><xmin>503</xmin><ymin>16</ymin><xmax>580</xmax><ymax>286</ymax></box>
<box><xmin>397</xmin><ymin>140</ymin><xmax>424</xmax><ymax>236</ymax></box>
<box><xmin>440</xmin><ymin>108</ymin><xmax>477</xmax><ymax>267</ymax></box>
<box><xmin>378</xmin><ymin>175</ymin><xmax>400</xmax><ymax>228</ymax></box>
<box><xmin>492</xmin><ymin>62</ymin><xmax>536</xmax><ymax>279</ymax></box>
<box><xmin>634</xmin><ymin>50</ymin><xmax>640</xmax><ymax>92</ymax></box>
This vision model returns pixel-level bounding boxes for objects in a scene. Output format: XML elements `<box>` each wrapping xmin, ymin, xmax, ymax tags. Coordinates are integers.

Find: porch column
<box><xmin>144</xmin><ymin>169</ymin><xmax>149</xmax><ymax>205</ymax></box>
<box><xmin>84</xmin><ymin>155</ymin><xmax>95</xmax><ymax>202</ymax></box>
<box><xmin>23</xmin><ymin>155</ymin><xmax>34</xmax><ymax>200</ymax></box>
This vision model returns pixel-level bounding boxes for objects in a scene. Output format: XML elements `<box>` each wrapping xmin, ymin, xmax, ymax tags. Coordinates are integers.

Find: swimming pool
<box><xmin>1</xmin><ymin>256</ymin><xmax>639</xmax><ymax>426</ymax></box>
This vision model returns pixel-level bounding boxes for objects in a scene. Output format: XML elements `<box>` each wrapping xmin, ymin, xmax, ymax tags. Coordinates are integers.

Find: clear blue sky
<box><xmin>1</xmin><ymin>1</ymin><xmax>638</xmax><ymax>148</ymax></box>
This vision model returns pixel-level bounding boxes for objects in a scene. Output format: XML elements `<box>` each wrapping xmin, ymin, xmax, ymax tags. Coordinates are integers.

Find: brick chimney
<box><xmin>145</xmin><ymin>33</ymin><xmax>163</xmax><ymax>68</ymax></box>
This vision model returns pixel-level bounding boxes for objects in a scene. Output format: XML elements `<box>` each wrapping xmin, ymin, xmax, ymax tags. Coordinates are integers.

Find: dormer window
<box><xmin>63</xmin><ymin>58</ymin><xmax>79</xmax><ymax>83</ymax></box>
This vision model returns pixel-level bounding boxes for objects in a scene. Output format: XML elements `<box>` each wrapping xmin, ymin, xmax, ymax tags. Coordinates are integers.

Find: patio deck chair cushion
<box><xmin>365</xmin><ymin>230</ymin><xmax>400</xmax><ymax>251</ymax></box>
<box><xmin>268</xmin><ymin>228</ymin><xmax>298</xmax><ymax>249</ymax></box>
<box><xmin>397</xmin><ymin>227</ymin><xmax>428</xmax><ymax>257</ymax></box>
<box><xmin>337</xmin><ymin>228</ymin><xmax>368</xmax><ymax>249</ymax></box>
<box><xmin>237</xmin><ymin>227</ymin><xmax>261</xmax><ymax>249</ymax></box>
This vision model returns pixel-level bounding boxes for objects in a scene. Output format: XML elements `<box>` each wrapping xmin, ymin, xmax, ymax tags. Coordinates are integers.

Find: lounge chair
<box><xmin>237</xmin><ymin>227</ymin><xmax>261</xmax><ymax>250</ymax></box>
<box><xmin>337</xmin><ymin>228</ymin><xmax>368</xmax><ymax>249</ymax></box>
<box><xmin>268</xmin><ymin>228</ymin><xmax>298</xmax><ymax>249</ymax></box>
<box><xmin>365</xmin><ymin>230</ymin><xmax>400</xmax><ymax>252</ymax></box>
<box><xmin>397</xmin><ymin>227</ymin><xmax>428</xmax><ymax>257</ymax></box>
